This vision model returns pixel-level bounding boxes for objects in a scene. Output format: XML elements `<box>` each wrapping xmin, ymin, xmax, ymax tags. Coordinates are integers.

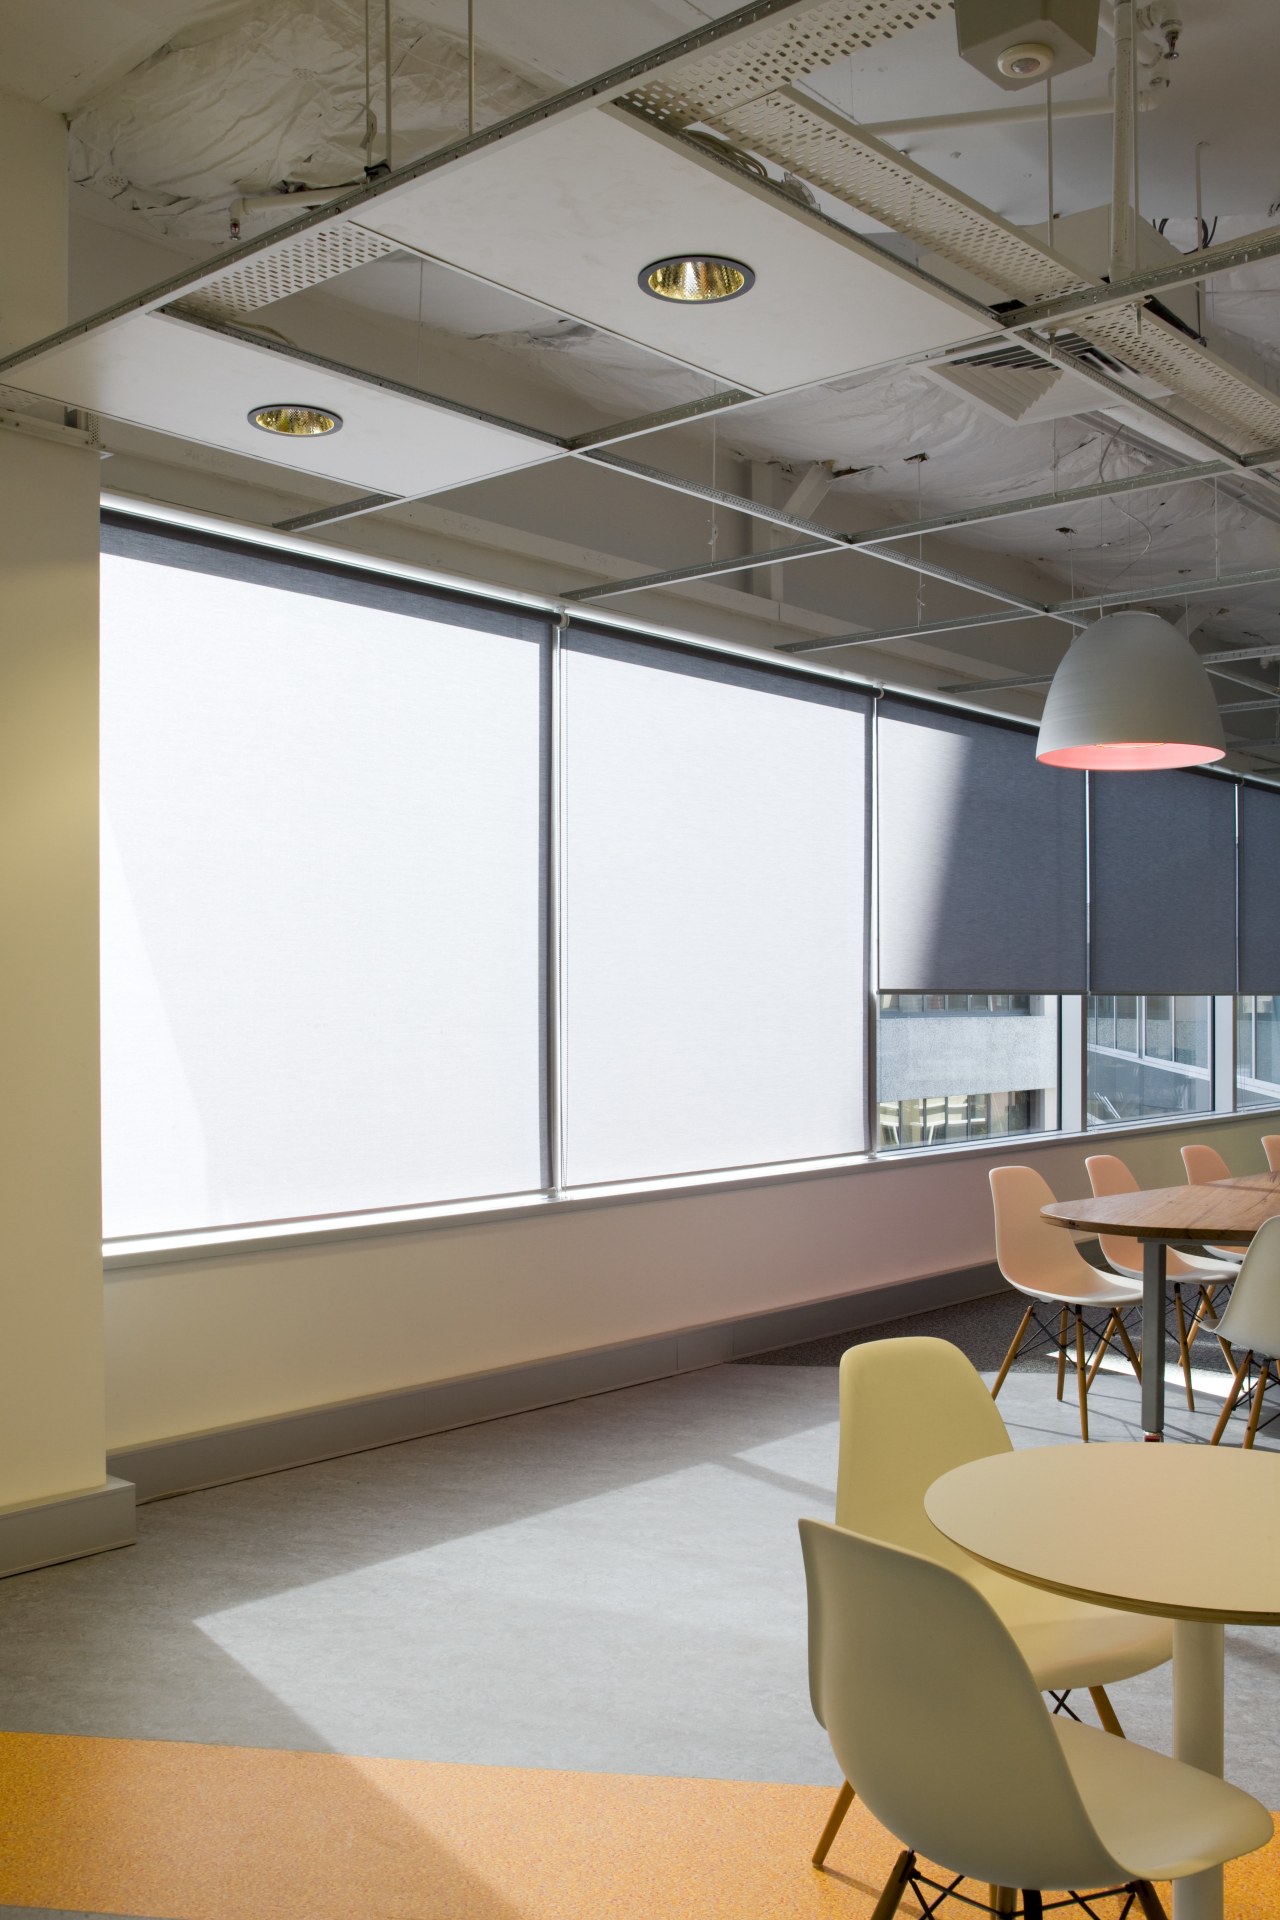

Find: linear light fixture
<box><xmin>639</xmin><ymin>256</ymin><xmax>754</xmax><ymax>303</ymax></box>
<box><xmin>1037</xmin><ymin>612</ymin><xmax>1226</xmax><ymax>771</ymax></box>
<box><xmin>249</xmin><ymin>404</ymin><xmax>343</xmax><ymax>436</ymax></box>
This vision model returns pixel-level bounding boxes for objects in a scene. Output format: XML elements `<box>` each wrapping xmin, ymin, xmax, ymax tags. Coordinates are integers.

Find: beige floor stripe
<box><xmin>0</xmin><ymin>1732</ymin><xmax>1272</xmax><ymax>1918</ymax></box>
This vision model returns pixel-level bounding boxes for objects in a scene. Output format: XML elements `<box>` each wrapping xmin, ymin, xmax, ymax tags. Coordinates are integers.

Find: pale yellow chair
<box><xmin>1211</xmin><ymin>1215</ymin><xmax>1280</xmax><ymax>1447</ymax></box>
<box><xmin>800</xmin><ymin>1516</ymin><xmax>1271</xmax><ymax>1919</ymax></box>
<box><xmin>989</xmin><ymin>1165</ymin><xmax>1142</xmax><ymax>1441</ymax></box>
<box><xmin>810</xmin><ymin>1337</ymin><xmax>1172</xmax><ymax>1871</ymax></box>
<box><xmin>1086</xmin><ymin>1152</ymin><xmax>1237</xmax><ymax>1409</ymax></box>
<box><xmin>1262</xmin><ymin>1134</ymin><xmax>1280</xmax><ymax>1173</ymax></box>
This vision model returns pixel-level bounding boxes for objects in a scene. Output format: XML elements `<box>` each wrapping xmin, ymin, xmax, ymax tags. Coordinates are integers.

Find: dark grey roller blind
<box><xmin>1090</xmin><ymin>769</ymin><xmax>1237</xmax><ymax>993</ymax></box>
<box><xmin>877</xmin><ymin>700</ymin><xmax>1086</xmax><ymax>992</ymax></box>
<box><xmin>1240</xmin><ymin>783</ymin><xmax>1280</xmax><ymax>993</ymax></box>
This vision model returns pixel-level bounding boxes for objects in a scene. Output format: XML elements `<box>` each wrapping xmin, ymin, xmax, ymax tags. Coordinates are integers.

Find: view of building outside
<box><xmin>1237</xmin><ymin>995</ymin><xmax>1280</xmax><ymax>1110</ymax></box>
<box><xmin>1085</xmin><ymin>995</ymin><xmax>1212</xmax><ymax>1126</ymax></box>
<box><xmin>877</xmin><ymin>994</ymin><xmax>1059</xmax><ymax>1149</ymax></box>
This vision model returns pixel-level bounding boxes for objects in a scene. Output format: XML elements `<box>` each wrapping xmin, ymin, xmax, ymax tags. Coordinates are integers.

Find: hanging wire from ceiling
<box><xmin>468</xmin><ymin>0</ymin><xmax>476</xmax><ymax>138</ymax></box>
<box><xmin>384</xmin><ymin>0</ymin><xmax>393</xmax><ymax>170</ymax></box>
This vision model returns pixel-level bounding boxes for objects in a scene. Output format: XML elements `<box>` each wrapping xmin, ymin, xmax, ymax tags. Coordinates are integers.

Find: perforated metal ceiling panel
<box><xmin>177</xmin><ymin>226</ymin><xmax>402</xmax><ymax>323</ymax></box>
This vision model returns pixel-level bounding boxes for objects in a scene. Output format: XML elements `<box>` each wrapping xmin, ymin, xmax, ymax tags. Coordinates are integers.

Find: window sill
<box><xmin>101</xmin><ymin>1100</ymin><xmax>1280</xmax><ymax>1272</ymax></box>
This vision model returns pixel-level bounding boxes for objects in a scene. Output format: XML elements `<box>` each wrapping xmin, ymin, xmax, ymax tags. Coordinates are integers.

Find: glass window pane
<box><xmin>562</xmin><ymin>640</ymin><xmax>868</xmax><ymax>1185</ymax></box>
<box><xmin>101</xmin><ymin>550</ymin><xmax>547</xmax><ymax>1236</ymax></box>
<box><xmin>876</xmin><ymin>994</ymin><xmax>1059</xmax><ymax>1151</ymax></box>
<box><xmin>1236</xmin><ymin>995</ymin><xmax>1280</xmax><ymax>1110</ymax></box>
<box><xmin>1086</xmin><ymin>994</ymin><xmax>1212</xmax><ymax>1128</ymax></box>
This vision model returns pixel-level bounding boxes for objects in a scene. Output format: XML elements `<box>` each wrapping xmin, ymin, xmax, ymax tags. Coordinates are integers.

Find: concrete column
<box><xmin>0</xmin><ymin>90</ymin><xmax>134</xmax><ymax>1571</ymax></box>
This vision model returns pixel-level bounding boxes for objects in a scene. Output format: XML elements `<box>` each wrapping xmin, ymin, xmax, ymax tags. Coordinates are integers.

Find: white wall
<box><xmin>103</xmin><ymin>1109</ymin><xmax>1269</xmax><ymax>1451</ymax></box>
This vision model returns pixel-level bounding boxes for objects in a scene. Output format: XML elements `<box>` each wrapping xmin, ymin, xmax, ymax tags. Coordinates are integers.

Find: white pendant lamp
<box><xmin>1036</xmin><ymin>610</ymin><xmax>1226</xmax><ymax>771</ymax></box>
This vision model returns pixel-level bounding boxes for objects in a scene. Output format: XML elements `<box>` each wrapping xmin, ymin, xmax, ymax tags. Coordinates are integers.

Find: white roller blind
<box><xmin>561</xmin><ymin>631</ymin><xmax>869</xmax><ymax>1186</ymax></box>
<box><xmin>101</xmin><ymin>528</ymin><xmax>547</xmax><ymax>1236</ymax></box>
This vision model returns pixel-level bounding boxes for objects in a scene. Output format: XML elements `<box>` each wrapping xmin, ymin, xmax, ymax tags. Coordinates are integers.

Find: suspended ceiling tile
<box><xmin>3</xmin><ymin>311</ymin><xmax>559</xmax><ymax>496</ymax></box>
<box><xmin>353</xmin><ymin>103</ymin><xmax>989</xmax><ymax>395</ymax></box>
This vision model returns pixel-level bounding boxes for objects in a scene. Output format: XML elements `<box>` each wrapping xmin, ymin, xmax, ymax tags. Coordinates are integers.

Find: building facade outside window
<box><xmin>1237</xmin><ymin>995</ymin><xmax>1280</xmax><ymax>1110</ymax></box>
<box><xmin>877</xmin><ymin>994</ymin><xmax>1058</xmax><ymax>1150</ymax></box>
<box><xmin>1085</xmin><ymin>995</ymin><xmax>1212</xmax><ymax>1127</ymax></box>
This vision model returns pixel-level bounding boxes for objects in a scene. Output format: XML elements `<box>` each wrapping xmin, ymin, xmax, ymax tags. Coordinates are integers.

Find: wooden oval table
<box><xmin>926</xmin><ymin>1442</ymin><xmax>1280</xmax><ymax>1920</ymax></box>
<box><xmin>1041</xmin><ymin>1175</ymin><xmax>1280</xmax><ymax>1440</ymax></box>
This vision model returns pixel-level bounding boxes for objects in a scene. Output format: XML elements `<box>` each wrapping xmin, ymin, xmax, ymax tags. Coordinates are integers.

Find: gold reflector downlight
<box><xmin>249</xmin><ymin>404</ymin><xmax>343</xmax><ymax>436</ymax></box>
<box><xmin>640</xmin><ymin>257</ymin><xmax>755</xmax><ymax>303</ymax></box>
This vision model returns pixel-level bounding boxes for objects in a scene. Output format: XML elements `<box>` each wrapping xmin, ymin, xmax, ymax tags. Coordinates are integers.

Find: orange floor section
<box><xmin>0</xmin><ymin>1732</ymin><xmax>1273</xmax><ymax>1919</ymax></box>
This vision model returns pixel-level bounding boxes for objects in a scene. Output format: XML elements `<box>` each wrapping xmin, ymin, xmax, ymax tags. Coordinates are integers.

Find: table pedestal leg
<box><xmin>1172</xmin><ymin>1618</ymin><xmax>1225</xmax><ymax>1920</ymax></box>
<box><xmin>1142</xmin><ymin>1239</ymin><xmax>1167</xmax><ymax>1440</ymax></box>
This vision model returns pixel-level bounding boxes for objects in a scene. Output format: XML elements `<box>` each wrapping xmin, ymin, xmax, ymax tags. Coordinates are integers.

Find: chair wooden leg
<box><xmin>1173</xmin><ymin>1287</ymin><xmax>1194</xmax><ymax>1411</ymax></box>
<box><xmin>1075</xmin><ymin>1309</ymin><xmax>1089</xmax><ymax>1443</ymax></box>
<box><xmin>1210</xmin><ymin>1349</ymin><xmax>1253</xmax><ymax>1445</ymax></box>
<box><xmin>1088</xmin><ymin>1684</ymin><xmax>1125</xmax><ymax>1737</ymax></box>
<box><xmin>1055</xmin><ymin>1305</ymin><xmax>1069</xmax><ymax>1401</ymax></box>
<box><xmin>993</xmin><ymin>1304</ymin><xmax>1035</xmax><ymax>1399</ymax></box>
<box><xmin>1113</xmin><ymin>1312</ymin><xmax>1143</xmax><ymax>1385</ymax></box>
<box><xmin>1132</xmin><ymin>1880</ymin><xmax>1169</xmax><ymax>1920</ymax></box>
<box><xmin>869</xmin><ymin>1849</ymin><xmax>915</xmax><ymax>1920</ymax></box>
<box><xmin>811</xmin><ymin>1779</ymin><xmax>854</xmax><ymax>1867</ymax></box>
<box><xmin>1243</xmin><ymin>1358</ymin><xmax>1271</xmax><ymax>1449</ymax></box>
<box><xmin>1085</xmin><ymin>1311</ymin><xmax>1117</xmax><ymax>1388</ymax></box>
<box><xmin>989</xmin><ymin>1890</ymin><xmax>1016</xmax><ymax>1916</ymax></box>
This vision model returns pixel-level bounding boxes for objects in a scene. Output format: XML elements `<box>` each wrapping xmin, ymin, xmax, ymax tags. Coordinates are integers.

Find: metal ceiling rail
<box><xmin>787</xmin><ymin>566</ymin><xmax>1280</xmax><ymax>660</ymax></box>
<box><xmin>562</xmin><ymin>453</ymin><xmax>1232</xmax><ymax>606</ymax></box>
<box><xmin>776</xmin><ymin>607</ymin><xmax>1039</xmax><ymax>654</ymax></box>
<box><xmin>1001</xmin><ymin>226</ymin><xmax>1280</xmax><ymax>333</ymax></box>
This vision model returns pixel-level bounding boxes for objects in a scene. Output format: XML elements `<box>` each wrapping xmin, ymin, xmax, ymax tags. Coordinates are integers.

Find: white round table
<box><xmin>925</xmin><ymin>1443</ymin><xmax>1280</xmax><ymax>1920</ymax></box>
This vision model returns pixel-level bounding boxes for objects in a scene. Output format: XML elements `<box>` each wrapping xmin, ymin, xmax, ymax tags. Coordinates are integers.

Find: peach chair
<box><xmin>800</xmin><ymin>1517</ymin><xmax>1271</xmax><ymax>1919</ymax></box>
<box><xmin>989</xmin><ymin>1166</ymin><xmax>1142</xmax><ymax>1442</ymax></box>
<box><xmin>1263</xmin><ymin>1135</ymin><xmax>1280</xmax><ymax>1174</ymax></box>
<box><xmin>809</xmin><ymin>1337</ymin><xmax>1174</xmax><ymax>1872</ymax></box>
<box><xmin>1180</xmin><ymin>1141</ymin><xmax>1247</xmax><ymax>1291</ymax></box>
<box><xmin>1086</xmin><ymin>1153</ymin><xmax>1238</xmax><ymax>1409</ymax></box>
<box><xmin>1181</xmin><ymin>1141</ymin><xmax>1233</xmax><ymax>1185</ymax></box>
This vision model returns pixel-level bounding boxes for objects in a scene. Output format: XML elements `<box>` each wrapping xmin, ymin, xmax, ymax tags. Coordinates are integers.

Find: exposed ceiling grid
<box><xmin>2</xmin><ymin>0</ymin><xmax>1278</xmax><ymax>758</ymax></box>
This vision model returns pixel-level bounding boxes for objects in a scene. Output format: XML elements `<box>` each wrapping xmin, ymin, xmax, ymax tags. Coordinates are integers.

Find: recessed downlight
<box><xmin>639</xmin><ymin>256</ymin><xmax>755</xmax><ymax>303</ymax></box>
<box><xmin>249</xmin><ymin>404</ymin><xmax>343</xmax><ymax>436</ymax></box>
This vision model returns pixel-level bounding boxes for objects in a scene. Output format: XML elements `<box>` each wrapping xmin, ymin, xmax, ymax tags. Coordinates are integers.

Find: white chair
<box><xmin>810</xmin><ymin>1336</ymin><xmax>1173</xmax><ymax>1871</ymax></box>
<box><xmin>1210</xmin><ymin>1214</ymin><xmax>1280</xmax><ymax>1447</ymax></box>
<box><xmin>990</xmin><ymin>1166</ymin><xmax>1143</xmax><ymax>1442</ymax></box>
<box><xmin>800</xmin><ymin>1516</ymin><xmax>1271</xmax><ymax>1920</ymax></box>
<box><xmin>1086</xmin><ymin>1152</ymin><xmax>1237</xmax><ymax>1409</ymax></box>
<box><xmin>1262</xmin><ymin>1134</ymin><xmax>1280</xmax><ymax>1174</ymax></box>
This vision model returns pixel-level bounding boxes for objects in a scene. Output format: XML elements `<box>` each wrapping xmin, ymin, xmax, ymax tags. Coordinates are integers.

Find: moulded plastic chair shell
<box><xmin>1085</xmin><ymin>1153</ymin><xmax>1237</xmax><ymax>1285</ymax></box>
<box><xmin>1180</xmin><ymin>1142</ymin><xmax>1247</xmax><ymax>1269</ymax></box>
<box><xmin>799</xmin><ymin>1517</ymin><xmax>1272</xmax><ymax>1901</ymax></box>
<box><xmin>1181</xmin><ymin>1142</ymin><xmax>1233</xmax><ymax>1185</ymax></box>
<box><xmin>1263</xmin><ymin>1134</ymin><xmax>1280</xmax><ymax>1174</ymax></box>
<box><xmin>990</xmin><ymin>1166</ymin><xmax>1142</xmax><ymax>1310</ymax></box>
<box><xmin>1216</xmin><ymin>1216</ymin><xmax>1280</xmax><ymax>1358</ymax></box>
<box><xmin>834</xmin><ymin>1338</ymin><xmax>1172</xmax><ymax>1694</ymax></box>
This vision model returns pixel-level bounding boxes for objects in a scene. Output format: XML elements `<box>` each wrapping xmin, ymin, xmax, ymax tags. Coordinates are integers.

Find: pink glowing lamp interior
<box><xmin>1038</xmin><ymin>741</ymin><xmax>1226</xmax><ymax>770</ymax></box>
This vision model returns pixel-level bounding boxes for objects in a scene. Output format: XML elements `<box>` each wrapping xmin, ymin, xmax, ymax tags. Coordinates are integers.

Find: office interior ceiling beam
<box><xmin>790</xmin><ymin>569</ymin><xmax>1280</xmax><ymax>662</ymax></box>
<box><xmin>1001</xmin><ymin>226</ymin><xmax>1280</xmax><ymax>333</ymax></box>
<box><xmin>562</xmin><ymin>455</ymin><xmax>1235</xmax><ymax>606</ymax></box>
